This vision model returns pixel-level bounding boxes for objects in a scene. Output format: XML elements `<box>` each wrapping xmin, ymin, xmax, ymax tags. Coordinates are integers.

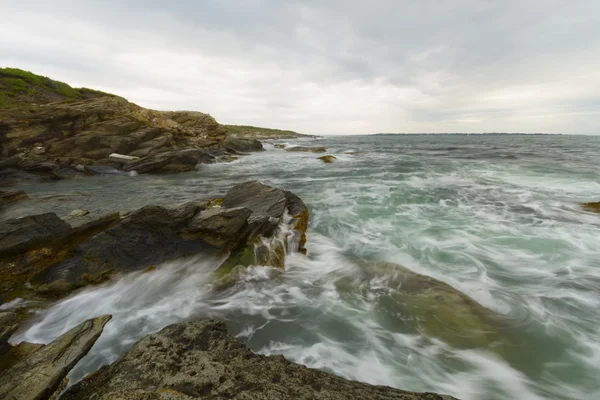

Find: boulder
<box><xmin>52</xmin><ymin>167</ymin><xmax>85</xmax><ymax>180</ymax></box>
<box><xmin>220</xmin><ymin>137</ymin><xmax>264</xmax><ymax>152</ymax></box>
<box><xmin>0</xmin><ymin>189</ymin><xmax>28</xmax><ymax>207</ymax></box>
<box><xmin>30</xmin><ymin>203</ymin><xmax>214</xmax><ymax>293</ymax></box>
<box><xmin>0</xmin><ymin>342</ymin><xmax>45</xmax><ymax>373</ymax></box>
<box><xmin>214</xmin><ymin>181</ymin><xmax>310</xmax><ymax>277</ymax></box>
<box><xmin>84</xmin><ymin>165</ymin><xmax>123</xmax><ymax>176</ymax></box>
<box><xmin>318</xmin><ymin>155</ymin><xmax>337</xmax><ymax>163</ymax></box>
<box><xmin>0</xmin><ymin>212</ymin><xmax>121</xmax><ymax>298</ymax></box>
<box><xmin>123</xmin><ymin>149</ymin><xmax>212</xmax><ymax>174</ymax></box>
<box><xmin>61</xmin><ymin>319</ymin><xmax>455</xmax><ymax>400</ymax></box>
<box><xmin>285</xmin><ymin>146</ymin><xmax>327</xmax><ymax>153</ymax></box>
<box><xmin>0</xmin><ymin>315</ymin><xmax>112</xmax><ymax>400</ymax></box>
<box><xmin>0</xmin><ymin>311</ymin><xmax>19</xmax><ymax>356</ymax></box>
<box><xmin>582</xmin><ymin>202</ymin><xmax>600</xmax><ymax>213</ymax></box>
<box><xmin>274</xmin><ymin>143</ymin><xmax>286</xmax><ymax>149</ymax></box>
<box><xmin>182</xmin><ymin>207</ymin><xmax>252</xmax><ymax>248</ymax></box>
<box><xmin>0</xmin><ymin>213</ymin><xmax>73</xmax><ymax>258</ymax></box>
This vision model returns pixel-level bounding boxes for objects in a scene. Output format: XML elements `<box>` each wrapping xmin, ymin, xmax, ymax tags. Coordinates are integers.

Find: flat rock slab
<box><xmin>0</xmin><ymin>311</ymin><xmax>18</xmax><ymax>356</ymax></box>
<box><xmin>0</xmin><ymin>314</ymin><xmax>112</xmax><ymax>400</ymax></box>
<box><xmin>62</xmin><ymin>319</ymin><xmax>456</xmax><ymax>400</ymax></box>
<box><xmin>0</xmin><ymin>213</ymin><xmax>72</xmax><ymax>258</ymax></box>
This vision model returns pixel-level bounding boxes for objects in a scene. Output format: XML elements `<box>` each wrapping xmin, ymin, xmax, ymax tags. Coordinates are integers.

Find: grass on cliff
<box><xmin>225</xmin><ymin>124</ymin><xmax>301</xmax><ymax>137</ymax></box>
<box><xmin>0</xmin><ymin>67</ymin><xmax>118</xmax><ymax>108</ymax></box>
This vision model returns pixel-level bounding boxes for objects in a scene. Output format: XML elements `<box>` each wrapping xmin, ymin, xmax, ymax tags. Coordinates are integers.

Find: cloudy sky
<box><xmin>1</xmin><ymin>0</ymin><xmax>599</xmax><ymax>134</ymax></box>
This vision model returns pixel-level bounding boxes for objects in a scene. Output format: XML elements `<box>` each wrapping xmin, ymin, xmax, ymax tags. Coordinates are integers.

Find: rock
<box><xmin>0</xmin><ymin>213</ymin><xmax>73</xmax><ymax>258</ymax></box>
<box><xmin>108</xmin><ymin>153</ymin><xmax>140</xmax><ymax>163</ymax></box>
<box><xmin>214</xmin><ymin>181</ymin><xmax>310</xmax><ymax>277</ymax></box>
<box><xmin>65</xmin><ymin>209</ymin><xmax>90</xmax><ymax>219</ymax></box>
<box><xmin>0</xmin><ymin>311</ymin><xmax>19</xmax><ymax>356</ymax></box>
<box><xmin>21</xmin><ymin>161</ymin><xmax>59</xmax><ymax>173</ymax></box>
<box><xmin>341</xmin><ymin>261</ymin><xmax>512</xmax><ymax>352</ymax></box>
<box><xmin>0</xmin><ymin>342</ymin><xmax>45</xmax><ymax>374</ymax></box>
<box><xmin>274</xmin><ymin>143</ymin><xmax>286</xmax><ymax>149</ymax></box>
<box><xmin>52</xmin><ymin>167</ymin><xmax>85</xmax><ymax>180</ymax></box>
<box><xmin>84</xmin><ymin>165</ymin><xmax>123</xmax><ymax>175</ymax></box>
<box><xmin>582</xmin><ymin>202</ymin><xmax>600</xmax><ymax>213</ymax></box>
<box><xmin>0</xmin><ymin>212</ymin><xmax>121</xmax><ymax>298</ymax></box>
<box><xmin>123</xmin><ymin>149</ymin><xmax>209</xmax><ymax>174</ymax></box>
<box><xmin>216</xmin><ymin>155</ymin><xmax>239</xmax><ymax>163</ymax></box>
<box><xmin>285</xmin><ymin>146</ymin><xmax>327</xmax><ymax>153</ymax></box>
<box><xmin>0</xmin><ymin>189</ymin><xmax>28</xmax><ymax>207</ymax></box>
<box><xmin>0</xmin><ymin>315</ymin><xmax>112</xmax><ymax>400</ymax></box>
<box><xmin>31</xmin><ymin>204</ymin><xmax>215</xmax><ymax>293</ymax></box>
<box><xmin>318</xmin><ymin>155</ymin><xmax>337</xmax><ymax>163</ymax></box>
<box><xmin>182</xmin><ymin>207</ymin><xmax>252</xmax><ymax>248</ymax></box>
<box><xmin>221</xmin><ymin>137</ymin><xmax>264</xmax><ymax>152</ymax></box>
<box><xmin>61</xmin><ymin>319</ymin><xmax>455</xmax><ymax>400</ymax></box>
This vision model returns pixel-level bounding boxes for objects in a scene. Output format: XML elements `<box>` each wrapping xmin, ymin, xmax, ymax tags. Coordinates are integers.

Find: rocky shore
<box><xmin>0</xmin><ymin>68</ymin><xmax>460</xmax><ymax>399</ymax></box>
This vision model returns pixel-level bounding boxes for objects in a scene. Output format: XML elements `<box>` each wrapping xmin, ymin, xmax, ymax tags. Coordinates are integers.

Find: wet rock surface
<box><xmin>0</xmin><ymin>315</ymin><xmax>111</xmax><ymax>400</ymax></box>
<box><xmin>62</xmin><ymin>319</ymin><xmax>455</xmax><ymax>400</ymax></box>
<box><xmin>285</xmin><ymin>146</ymin><xmax>327</xmax><ymax>153</ymax></box>
<box><xmin>318</xmin><ymin>155</ymin><xmax>337</xmax><ymax>163</ymax></box>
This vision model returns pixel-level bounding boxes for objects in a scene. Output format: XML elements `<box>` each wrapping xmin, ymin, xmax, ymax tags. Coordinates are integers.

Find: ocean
<box><xmin>7</xmin><ymin>134</ymin><xmax>600</xmax><ymax>400</ymax></box>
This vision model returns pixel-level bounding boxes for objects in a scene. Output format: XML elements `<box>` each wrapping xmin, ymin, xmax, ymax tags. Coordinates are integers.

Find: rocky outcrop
<box><xmin>220</xmin><ymin>137</ymin><xmax>264</xmax><ymax>153</ymax></box>
<box><xmin>0</xmin><ymin>212</ymin><xmax>121</xmax><ymax>298</ymax></box>
<box><xmin>123</xmin><ymin>149</ymin><xmax>215</xmax><ymax>174</ymax></box>
<box><xmin>0</xmin><ymin>182</ymin><xmax>308</xmax><ymax>297</ymax></box>
<box><xmin>62</xmin><ymin>319</ymin><xmax>455</xmax><ymax>400</ymax></box>
<box><xmin>0</xmin><ymin>311</ymin><xmax>19</xmax><ymax>356</ymax></box>
<box><xmin>285</xmin><ymin>146</ymin><xmax>327</xmax><ymax>153</ymax></box>
<box><xmin>0</xmin><ymin>189</ymin><xmax>28</xmax><ymax>208</ymax></box>
<box><xmin>582</xmin><ymin>201</ymin><xmax>600</xmax><ymax>213</ymax></box>
<box><xmin>318</xmin><ymin>155</ymin><xmax>337</xmax><ymax>163</ymax></box>
<box><xmin>0</xmin><ymin>315</ymin><xmax>111</xmax><ymax>400</ymax></box>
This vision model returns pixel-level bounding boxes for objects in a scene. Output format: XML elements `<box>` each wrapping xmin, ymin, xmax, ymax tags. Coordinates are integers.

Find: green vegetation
<box><xmin>0</xmin><ymin>67</ymin><xmax>118</xmax><ymax>108</ymax></box>
<box><xmin>224</xmin><ymin>124</ymin><xmax>302</xmax><ymax>137</ymax></box>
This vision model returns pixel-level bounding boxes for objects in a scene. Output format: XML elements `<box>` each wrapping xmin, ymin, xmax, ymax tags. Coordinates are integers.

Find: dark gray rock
<box><xmin>62</xmin><ymin>319</ymin><xmax>455</xmax><ymax>400</ymax></box>
<box><xmin>182</xmin><ymin>207</ymin><xmax>252</xmax><ymax>248</ymax></box>
<box><xmin>0</xmin><ymin>189</ymin><xmax>28</xmax><ymax>207</ymax></box>
<box><xmin>221</xmin><ymin>137</ymin><xmax>264</xmax><ymax>153</ymax></box>
<box><xmin>0</xmin><ymin>311</ymin><xmax>18</xmax><ymax>356</ymax></box>
<box><xmin>223</xmin><ymin>181</ymin><xmax>287</xmax><ymax>221</ymax></box>
<box><xmin>84</xmin><ymin>165</ymin><xmax>123</xmax><ymax>175</ymax></box>
<box><xmin>0</xmin><ymin>213</ymin><xmax>72</xmax><ymax>258</ymax></box>
<box><xmin>123</xmin><ymin>149</ymin><xmax>210</xmax><ymax>174</ymax></box>
<box><xmin>53</xmin><ymin>167</ymin><xmax>85</xmax><ymax>180</ymax></box>
<box><xmin>285</xmin><ymin>146</ymin><xmax>327</xmax><ymax>153</ymax></box>
<box><xmin>0</xmin><ymin>315</ymin><xmax>112</xmax><ymax>400</ymax></box>
<box><xmin>31</xmin><ymin>204</ymin><xmax>213</xmax><ymax>293</ymax></box>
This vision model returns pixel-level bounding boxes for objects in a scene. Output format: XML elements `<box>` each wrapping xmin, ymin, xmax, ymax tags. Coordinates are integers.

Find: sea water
<box><xmin>6</xmin><ymin>134</ymin><xmax>600</xmax><ymax>400</ymax></box>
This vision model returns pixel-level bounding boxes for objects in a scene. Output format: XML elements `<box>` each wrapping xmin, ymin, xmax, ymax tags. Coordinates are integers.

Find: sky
<box><xmin>1</xmin><ymin>0</ymin><xmax>599</xmax><ymax>135</ymax></box>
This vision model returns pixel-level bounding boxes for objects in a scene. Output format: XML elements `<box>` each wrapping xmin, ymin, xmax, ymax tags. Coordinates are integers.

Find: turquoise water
<box><xmin>8</xmin><ymin>134</ymin><xmax>600</xmax><ymax>399</ymax></box>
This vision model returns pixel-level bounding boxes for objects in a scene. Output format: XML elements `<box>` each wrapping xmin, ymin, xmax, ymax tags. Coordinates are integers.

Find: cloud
<box><xmin>1</xmin><ymin>0</ymin><xmax>599</xmax><ymax>134</ymax></box>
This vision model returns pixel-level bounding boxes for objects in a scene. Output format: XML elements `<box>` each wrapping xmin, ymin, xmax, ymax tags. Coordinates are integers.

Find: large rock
<box><xmin>318</xmin><ymin>155</ymin><xmax>337</xmax><ymax>163</ymax></box>
<box><xmin>0</xmin><ymin>213</ymin><xmax>73</xmax><ymax>258</ymax></box>
<box><xmin>222</xmin><ymin>180</ymin><xmax>309</xmax><ymax>252</ymax></box>
<box><xmin>182</xmin><ymin>207</ymin><xmax>252</xmax><ymax>248</ymax></box>
<box><xmin>285</xmin><ymin>146</ymin><xmax>327</xmax><ymax>153</ymax></box>
<box><xmin>0</xmin><ymin>189</ymin><xmax>28</xmax><ymax>207</ymax></box>
<box><xmin>582</xmin><ymin>201</ymin><xmax>600</xmax><ymax>213</ymax></box>
<box><xmin>123</xmin><ymin>149</ymin><xmax>213</xmax><ymax>174</ymax></box>
<box><xmin>0</xmin><ymin>315</ymin><xmax>111</xmax><ymax>400</ymax></box>
<box><xmin>0</xmin><ymin>212</ymin><xmax>121</xmax><ymax>298</ymax></box>
<box><xmin>62</xmin><ymin>319</ymin><xmax>455</xmax><ymax>400</ymax></box>
<box><xmin>0</xmin><ymin>94</ymin><xmax>228</xmax><ymax>175</ymax></box>
<box><xmin>220</xmin><ymin>137</ymin><xmax>264</xmax><ymax>153</ymax></box>
<box><xmin>0</xmin><ymin>311</ymin><xmax>18</xmax><ymax>356</ymax></box>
